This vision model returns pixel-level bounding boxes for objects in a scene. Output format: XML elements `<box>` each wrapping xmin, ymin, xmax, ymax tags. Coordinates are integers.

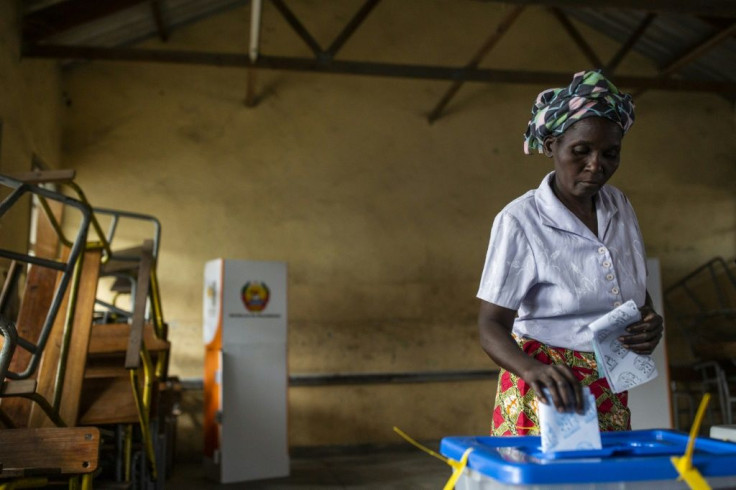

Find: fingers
<box><xmin>620</xmin><ymin>312</ymin><xmax>664</xmax><ymax>355</ymax></box>
<box><xmin>572</xmin><ymin>377</ymin><xmax>584</xmax><ymax>413</ymax></box>
<box><xmin>530</xmin><ymin>380</ymin><xmax>549</xmax><ymax>405</ymax></box>
<box><xmin>547</xmin><ymin>377</ymin><xmax>573</xmax><ymax>412</ymax></box>
<box><xmin>529</xmin><ymin>365</ymin><xmax>583</xmax><ymax>413</ymax></box>
<box><xmin>623</xmin><ymin>338</ymin><xmax>660</xmax><ymax>355</ymax></box>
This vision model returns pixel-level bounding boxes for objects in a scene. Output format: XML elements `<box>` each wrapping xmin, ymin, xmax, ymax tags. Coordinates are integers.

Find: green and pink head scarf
<box><xmin>523</xmin><ymin>70</ymin><xmax>635</xmax><ymax>155</ymax></box>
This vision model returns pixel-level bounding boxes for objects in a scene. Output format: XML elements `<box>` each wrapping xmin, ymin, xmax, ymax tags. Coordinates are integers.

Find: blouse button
<box><xmin>598</xmin><ymin>247</ymin><xmax>606</xmax><ymax>255</ymax></box>
<box><xmin>606</xmin><ymin>274</ymin><xmax>614</xmax><ymax>281</ymax></box>
<box><xmin>602</xmin><ymin>261</ymin><xmax>611</xmax><ymax>268</ymax></box>
<box><xmin>611</xmin><ymin>287</ymin><xmax>620</xmax><ymax>295</ymax></box>
<box><xmin>614</xmin><ymin>301</ymin><xmax>622</xmax><ymax>307</ymax></box>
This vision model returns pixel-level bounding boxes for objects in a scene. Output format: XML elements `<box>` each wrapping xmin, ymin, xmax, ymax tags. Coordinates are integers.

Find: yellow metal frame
<box><xmin>0</xmin><ymin>473</ymin><xmax>93</xmax><ymax>490</ymax></box>
<box><xmin>128</xmin><ymin>256</ymin><xmax>168</xmax><ymax>482</ymax></box>
<box><xmin>123</xmin><ymin>424</ymin><xmax>133</xmax><ymax>482</ymax></box>
<box><xmin>149</xmin><ymin>267</ymin><xmax>168</xmax><ymax>380</ymax></box>
<box><xmin>129</xmin><ymin>347</ymin><xmax>158</xmax><ymax>481</ymax></box>
<box><xmin>0</xmin><ymin>477</ymin><xmax>48</xmax><ymax>489</ymax></box>
<box><xmin>34</xmin><ymin>183</ymin><xmax>113</xmax><ymax>264</ymax></box>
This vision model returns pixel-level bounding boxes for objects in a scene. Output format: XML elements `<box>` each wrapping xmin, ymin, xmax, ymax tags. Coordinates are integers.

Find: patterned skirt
<box><xmin>491</xmin><ymin>336</ymin><xmax>630</xmax><ymax>436</ymax></box>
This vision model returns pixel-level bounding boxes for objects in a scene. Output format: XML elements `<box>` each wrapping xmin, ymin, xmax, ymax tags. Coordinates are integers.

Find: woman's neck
<box><xmin>551</xmin><ymin>177</ymin><xmax>598</xmax><ymax>235</ymax></box>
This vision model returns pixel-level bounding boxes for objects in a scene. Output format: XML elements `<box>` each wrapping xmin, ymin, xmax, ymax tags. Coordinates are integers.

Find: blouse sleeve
<box><xmin>619</xmin><ymin>191</ymin><xmax>649</xmax><ymax>278</ymax></box>
<box><xmin>477</xmin><ymin>212</ymin><xmax>537</xmax><ymax>310</ymax></box>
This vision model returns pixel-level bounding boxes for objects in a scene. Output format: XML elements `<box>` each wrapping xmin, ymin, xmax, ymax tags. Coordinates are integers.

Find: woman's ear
<box><xmin>542</xmin><ymin>136</ymin><xmax>555</xmax><ymax>157</ymax></box>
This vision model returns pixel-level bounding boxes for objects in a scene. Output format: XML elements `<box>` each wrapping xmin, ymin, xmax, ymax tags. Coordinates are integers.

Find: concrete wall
<box><xmin>58</xmin><ymin>2</ymin><xmax>736</xmax><ymax>445</ymax></box>
<box><xmin>0</xmin><ymin>1</ymin><xmax>62</xmax><ymax>262</ymax></box>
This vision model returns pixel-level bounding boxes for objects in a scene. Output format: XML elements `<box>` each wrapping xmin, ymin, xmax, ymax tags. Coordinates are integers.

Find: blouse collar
<box><xmin>534</xmin><ymin>171</ymin><xmax>618</xmax><ymax>242</ymax></box>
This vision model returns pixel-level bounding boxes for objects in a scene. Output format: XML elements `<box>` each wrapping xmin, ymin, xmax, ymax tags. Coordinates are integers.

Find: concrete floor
<box><xmin>168</xmin><ymin>446</ymin><xmax>450</xmax><ymax>489</ymax></box>
<box><xmin>166</xmin><ymin>388</ymin><xmax>450</xmax><ymax>489</ymax></box>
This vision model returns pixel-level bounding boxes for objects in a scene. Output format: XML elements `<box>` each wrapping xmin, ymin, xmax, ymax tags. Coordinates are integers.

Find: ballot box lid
<box><xmin>440</xmin><ymin>430</ymin><xmax>736</xmax><ymax>486</ymax></box>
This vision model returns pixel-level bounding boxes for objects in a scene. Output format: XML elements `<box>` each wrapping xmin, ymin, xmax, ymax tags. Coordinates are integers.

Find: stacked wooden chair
<box><xmin>0</xmin><ymin>171</ymin><xmax>177</xmax><ymax>489</ymax></box>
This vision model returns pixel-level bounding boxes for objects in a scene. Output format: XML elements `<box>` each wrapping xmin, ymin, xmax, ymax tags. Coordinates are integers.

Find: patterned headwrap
<box><xmin>523</xmin><ymin>70</ymin><xmax>635</xmax><ymax>155</ymax></box>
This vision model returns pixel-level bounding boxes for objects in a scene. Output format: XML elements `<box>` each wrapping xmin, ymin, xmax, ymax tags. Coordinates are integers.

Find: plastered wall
<box><xmin>0</xmin><ymin>2</ymin><xmax>62</xmax><ymax>263</ymax></box>
<box><xmin>55</xmin><ymin>2</ymin><xmax>736</xmax><ymax>445</ymax></box>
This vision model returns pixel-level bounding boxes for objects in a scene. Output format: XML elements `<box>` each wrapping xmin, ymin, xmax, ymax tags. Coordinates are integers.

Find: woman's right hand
<box><xmin>521</xmin><ymin>362</ymin><xmax>584</xmax><ymax>413</ymax></box>
<box><xmin>478</xmin><ymin>300</ymin><xmax>584</xmax><ymax>414</ymax></box>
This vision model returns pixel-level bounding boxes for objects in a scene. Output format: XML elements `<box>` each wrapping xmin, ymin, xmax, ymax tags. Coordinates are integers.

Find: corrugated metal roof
<box><xmin>19</xmin><ymin>0</ymin><xmax>736</xmax><ymax>102</ymax></box>
<box><xmin>24</xmin><ymin>0</ymin><xmax>248</xmax><ymax>47</ymax></box>
<box><xmin>566</xmin><ymin>8</ymin><xmax>736</xmax><ymax>83</ymax></box>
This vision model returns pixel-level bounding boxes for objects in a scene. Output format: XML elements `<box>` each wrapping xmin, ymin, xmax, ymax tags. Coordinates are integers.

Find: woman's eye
<box><xmin>604</xmin><ymin>150</ymin><xmax>620</xmax><ymax>159</ymax></box>
<box><xmin>572</xmin><ymin>146</ymin><xmax>588</xmax><ymax>155</ymax></box>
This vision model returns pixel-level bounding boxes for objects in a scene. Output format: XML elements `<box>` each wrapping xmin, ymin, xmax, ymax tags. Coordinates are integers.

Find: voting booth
<box><xmin>202</xmin><ymin>259</ymin><xmax>289</xmax><ymax>483</ymax></box>
<box><xmin>628</xmin><ymin>258</ymin><xmax>671</xmax><ymax>429</ymax></box>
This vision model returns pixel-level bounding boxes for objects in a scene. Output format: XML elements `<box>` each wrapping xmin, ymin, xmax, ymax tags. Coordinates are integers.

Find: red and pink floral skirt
<box><xmin>491</xmin><ymin>336</ymin><xmax>631</xmax><ymax>436</ymax></box>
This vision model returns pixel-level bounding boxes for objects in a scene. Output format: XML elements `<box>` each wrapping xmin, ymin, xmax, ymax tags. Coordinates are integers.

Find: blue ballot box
<box><xmin>440</xmin><ymin>430</ymin><xmax>736</xmax><ymax>489</ymax></box>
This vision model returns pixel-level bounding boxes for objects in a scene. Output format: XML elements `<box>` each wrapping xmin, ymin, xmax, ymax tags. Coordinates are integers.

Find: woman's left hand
<box><xmin>618</xmin><ymin>305</ymin><xmax>664</xmax><ymax>355</ymax></box>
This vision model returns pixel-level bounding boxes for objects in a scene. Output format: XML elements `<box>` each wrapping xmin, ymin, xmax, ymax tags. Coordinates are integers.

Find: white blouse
<box><xmin>477</xmin><ymin>171</ymin><xmax>648</xmax><ymax>352</ymax></box>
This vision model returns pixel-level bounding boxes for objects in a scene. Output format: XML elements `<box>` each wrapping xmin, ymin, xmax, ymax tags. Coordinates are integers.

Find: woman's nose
<box><xmin>585</xmin><ymin>153</ymin><xmax>604</xmax><ymax>172</ymax></box>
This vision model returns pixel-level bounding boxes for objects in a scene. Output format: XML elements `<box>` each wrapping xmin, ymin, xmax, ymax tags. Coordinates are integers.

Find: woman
<box><xmin>477</xmin><ymin>70</ymin><xmax>664</xmax><ymax>436</ymax></box>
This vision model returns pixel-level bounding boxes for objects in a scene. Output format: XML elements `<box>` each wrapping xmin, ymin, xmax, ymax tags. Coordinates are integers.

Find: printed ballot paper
<box><xmin>589</xmin><ymin>300</ymin><xmax>658</xmax><ymax>394</ymax></box>
<box><xmin>538</xmin><ymin>386</ymin><xmax>602</xmax><ymax>453</ymax></box>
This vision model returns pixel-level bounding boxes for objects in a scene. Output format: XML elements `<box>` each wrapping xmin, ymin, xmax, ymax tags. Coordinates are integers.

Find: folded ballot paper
<box><xmin>539</xmin><ymin>386</ymin><xmax>601</xmax><ymax>453</ymax></box>
<box><xmin>589</xmin><ymin>299</ymin><xmax>658</xmax><ymax>394</ymax></box>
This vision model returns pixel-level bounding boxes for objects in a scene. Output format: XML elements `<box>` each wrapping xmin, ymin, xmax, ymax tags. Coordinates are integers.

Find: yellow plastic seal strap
<box><xmin>670</xmin><ymin>393</ymin><xmax>712</xmax><ymax>490</ymax></box>
<box><xmin>393</xmin><ymin>426</ymin><xmax>473</xmax><ymax>490</ymax></box>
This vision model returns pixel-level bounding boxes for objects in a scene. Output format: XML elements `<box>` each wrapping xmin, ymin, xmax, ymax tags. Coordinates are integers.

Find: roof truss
<box><xmin>20</xmin><ymin>0</ymin><xmax>736</xmax><ymax>120</ymax></box>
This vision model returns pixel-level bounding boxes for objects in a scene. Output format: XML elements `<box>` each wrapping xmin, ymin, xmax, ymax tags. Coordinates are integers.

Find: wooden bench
<box><xmin>0</xmin><ymin>427</ymin><xmax>100</xmax><ymax>479</ymax></box>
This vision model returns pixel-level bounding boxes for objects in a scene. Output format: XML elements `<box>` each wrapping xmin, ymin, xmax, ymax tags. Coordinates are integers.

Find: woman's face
<box><xmin>543</xmin><ymin>117</ymin><xmax>623</xmax><ymax>202</ymax></box>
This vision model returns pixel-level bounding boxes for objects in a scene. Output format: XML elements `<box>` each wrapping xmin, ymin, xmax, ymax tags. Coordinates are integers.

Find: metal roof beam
<box><xmin>660</xmin><ymin>22</ymin><xmax>736</xmax><ymax>76</ymax></box>
<box><xmin>325</xmin><ymin>0</ymin><xmax>382</xmax><ymax>59</ymax></box>
<box><xmin>245</xmin><ymin>0</ymin><xmax>381</xmax><ymax>104</ymax></box>
<box><xmin>634</xmin><ymin>21</ymin><xmax>736</xmax><ymax>96</ymax></box>
<box><xmin>22</xmin><ymin>44</ymin><xmax>736</xmax><ymax>94</ymax></box>
<box><xmin>149</xmin><ymin>0</ymin><xmax>169</xmax><ymax>42</ymax></box>
<box><xmin>270</xmin><ymin>0</ymin><xmax>323</xmax><ymax>57</ymax></box>
<box><xmin>549</xmin><ymin>7</ymin><xmax>603</xmax><ymax>68</ymax></box>
<box><xmin>269</xmin><ymin>0</ymin><xmax>382</xmax><ymax>61</ymax></box>
<box><xmin>605</xmin><ymin>13</ymin><xmax>657</xmax><ymax>74</ymax></box>
<box><xmin>427</xmin><ymin>5</ymin><xmax>525</xmax><ymax>124</ymax></box>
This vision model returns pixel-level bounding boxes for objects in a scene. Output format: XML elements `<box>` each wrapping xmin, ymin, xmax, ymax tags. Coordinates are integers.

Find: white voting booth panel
<box><xmin>202</xmin><ymin>259</ymin><xmax>289</xmax><ymax>483</ymax></box>
<box><xmin>628</xmin><ymin>258</ymin><xmax>672</xmax><ymax>429</ymax></box>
